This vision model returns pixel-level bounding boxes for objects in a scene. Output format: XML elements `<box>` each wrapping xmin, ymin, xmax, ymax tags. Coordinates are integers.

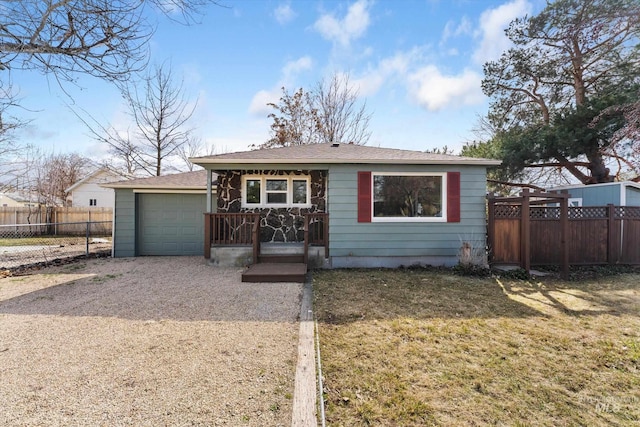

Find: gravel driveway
<box><xmin>0</xmin><ymin>257</ymin><xmax>302</xmax><ymax>426</ymax></box>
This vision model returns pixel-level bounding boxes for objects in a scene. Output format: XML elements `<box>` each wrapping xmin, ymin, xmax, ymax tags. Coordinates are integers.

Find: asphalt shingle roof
<box><xmin>190</xmin><ymin>142</ymin><xmax>501</xmax><ymax>166</ymax></box>
<box><xmin>105</xmin><ymin>170</ymin><xmax>211</xmax><ymax>189</ymax></box>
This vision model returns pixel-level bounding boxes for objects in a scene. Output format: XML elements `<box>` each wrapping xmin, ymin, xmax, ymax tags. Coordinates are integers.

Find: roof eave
<box><xmin>191</xmin><ymin>158</ymin><xmax>502</xmax><ymax>166</ymax></box>
<box><xmin>105</xmin><ymin>184</ymin><xmax>212</xmax><ymax>190</ymax></box>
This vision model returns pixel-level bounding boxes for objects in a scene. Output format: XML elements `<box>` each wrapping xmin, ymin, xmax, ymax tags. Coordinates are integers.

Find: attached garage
<box><xmin>106</xmin><ymin>170</ymin><xmax>216</xmax><ymax>257</ymax></box>
<box><xmin>137</xmin><ymin>193</ymin><xmax>206</xmax><ymax>256</ymax></box>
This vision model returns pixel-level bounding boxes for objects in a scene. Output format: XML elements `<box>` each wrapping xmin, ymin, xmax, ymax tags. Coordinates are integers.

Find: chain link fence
<box><xmin>0</xmin><ymin>221</ymin><xmax>112</xmax><ymax>270</ymax></box>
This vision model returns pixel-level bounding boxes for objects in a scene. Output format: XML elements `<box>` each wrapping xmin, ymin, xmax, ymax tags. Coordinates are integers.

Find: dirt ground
<box><xmin>0</xmin><ymin>256</ymin><xmax>302</xmax><ymax>426</ymax></box>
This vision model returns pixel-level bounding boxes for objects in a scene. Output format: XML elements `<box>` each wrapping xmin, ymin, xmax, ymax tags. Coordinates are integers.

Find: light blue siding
<box><xmin>113</xmin><ymin>190</ymin><xmax>212</xmax><ymax>257</ymax></box>
<box><xmin>327</xmin><ymin>164</ymin><xmax>488</xmax><ymax>266</ymax></box>
<box><xmin>566</xmin><ymin>185</ymin><xmax>621</xmax><ymax>206</ymax></box>
<box><xmin>113</xmin><ymin>189</ymin><xmax>136</xmax><ymax>257</ymax></box>
<box><xmin>626</xmin><ymin>187</ymin><xmax>640</xmax><ymax>206</ymax></box>
<box><xmin>562</xmin><ymin>183</ymin><xmax>640</xmax><ymax>206</ymax></box>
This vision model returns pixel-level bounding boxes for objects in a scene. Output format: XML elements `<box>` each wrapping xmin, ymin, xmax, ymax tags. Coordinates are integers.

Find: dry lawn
<box><xmin>0</xmin><ymin>257</ymin><xmax>301</xmax><ymax>426</ymax></box>
<box><xmin>314</xmin><ymin>268</ymin><xmax>640</xmax><ymax>426</ymax></box>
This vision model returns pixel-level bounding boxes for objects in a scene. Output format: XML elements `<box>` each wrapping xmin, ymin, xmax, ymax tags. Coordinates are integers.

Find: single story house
<box><xmin>0</xmin><ymin>192</ymin><xmax>40</xmax><ymax>207</ymax></box>
<box><xmin>107</xmin><ymin>143</ymin><xmax>500</xmax><ymax>268</ymax></box>
<box><xmin>66</xmin><ymin>168</ymin><xmax>130</xmax><ymax>208</ymax></box>
<box><xmin>547</xmin><ymin>181</ymin><xmax>640</xmax><ymax>207</ymax></box>
<box><xmin>106</xmin><ymin>170</ymin><xmax>214</xmax><ymax>257</ymax></box>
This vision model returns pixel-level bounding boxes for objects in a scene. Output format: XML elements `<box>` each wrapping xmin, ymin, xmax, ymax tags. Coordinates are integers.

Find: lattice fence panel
<box><xmin>494</xmin><ymin>205</ymin><xmax>521</xmax><ymax>219</ymax></box>
<box><xmin>616</xmin><ymin>206</ymin><xmax>640</xmax><ymax>219</ymax></box>
<box><xmin>569</xmin><ymin>206</ymin><xmax>607</xmax><ymax>219</ymax></box>
<box><xmin>530</xmin><ymin>207</ymin><xmax>560</xmax><ymax>219</ymax></box>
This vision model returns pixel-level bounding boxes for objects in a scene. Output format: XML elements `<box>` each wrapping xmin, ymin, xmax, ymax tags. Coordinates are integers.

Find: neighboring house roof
<box><xmin>0</xmin><ymin>192</ymin><xmax>40</xmax><ymax>204</ymax></box>
<box><xmin>190</xmin><ymin>142</ymin><xmax>502</xmax><ymax>166</ymax></box>
<box><xmin>547</xmin><ymin>181</ymin><xmax>640</xmax><ymax>191</ymax></box>
<box><xmin>105</xmin><ymin>170</ymin><xmax>214</xmax><ymax>190</ymax></box>
<box><xmin>66</xmin><ymin>168</ymin><xmax>131</xmax><ymax>193</ymax></box>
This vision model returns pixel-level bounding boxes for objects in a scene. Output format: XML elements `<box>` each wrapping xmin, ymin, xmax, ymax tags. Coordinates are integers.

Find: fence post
<box><xmin>86</xmin><ymin>221</ymin><xmax>90</xmax><ymax>256</ymax></box>
<box><xmin>487</xmin><ymin>194</ymin><xmax>495</xmax><ymax>264</ymax></box>
<box><xmin>560</xmin><ymin>195</ymin><xmax>569</xmax><ymax>280</ymax></box>
<box><xmin>520</xmin><ymin>189</ymin><xmax>530</xmax><ymax>272</ymax></box>
<box><xmin>607</xmin><ymin>204</ymin><xmax>616</xmax><ymax>265</ymax></box>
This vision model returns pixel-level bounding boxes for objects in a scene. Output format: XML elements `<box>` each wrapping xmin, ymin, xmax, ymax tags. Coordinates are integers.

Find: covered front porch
<box><xmin>201</xmin><ymin>168</ymin><xmax>329</xmax><ymax>280</ymax></box>
<box><xmin>204</xmin><ymin>212</ymin><xmax>329</xmax><ymax>281</ymax></box>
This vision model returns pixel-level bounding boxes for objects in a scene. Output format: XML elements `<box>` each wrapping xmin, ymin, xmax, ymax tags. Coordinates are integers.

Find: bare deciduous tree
<box><xmin>81</xmin><ymin>62</ymin><xmax>197</xmax><ymax>176</ymax></box>
<box><xmin>314</xmin><ymin>74</ymin><xmax>371</xmax><ymax>145</ymax></box>
<box><xmin>0</xmin><ymin>0</ymin><xmax>221</xmax><ymax>84</ymax></box>
<box><xmin>261</xmin><ymin>73</ymin><xmax>372</xmax><ymax>149</ymax></box>
<box><xmin>262</xmin><ymin>88</ymin><xmax>322</xmax><ymax>148</ymax></box>
<box><xmin>176</xmin><ymin>137</ymin><xmax>217</xmax><ymax>171</ymax></box>
<box><xmin>10</xmin><ymin>148</ymin><xmax>92</xmax><ymax>206</ymax></box>
<box><xmin>0</xmin><ymin>79</ymin><xmax>31</xmax><ymax>185</ymax></box>
<box><xmin>36</xmin><ymin>152</ymin><xmax>92</xmax><ymax>206</ymax></box>
<box><xmin>126</xmin><ymin>63</ymin><xmax>196</xmax><ymax>176</ymax></box>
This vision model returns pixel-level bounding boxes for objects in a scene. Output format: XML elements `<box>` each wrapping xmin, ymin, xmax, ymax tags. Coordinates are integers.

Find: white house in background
<box><xmin>66</xmin><ymin>168</ymin><xmax>129</xmax><ymax>208</ymax></box>
<box><xmin>0</xmin><ymin>192</ymin><xmax>34</xmax><ymax>207</ymax></box>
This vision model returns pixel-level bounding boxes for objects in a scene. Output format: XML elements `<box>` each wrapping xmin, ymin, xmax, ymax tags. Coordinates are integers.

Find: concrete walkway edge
<box><xmin>291</xmin><ymin>274</ymin><xmax>318</xmax><ymax>426</ymax></box>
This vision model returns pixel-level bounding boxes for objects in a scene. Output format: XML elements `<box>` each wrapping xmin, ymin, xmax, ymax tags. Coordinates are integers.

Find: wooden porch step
<box><xmin>242</xmin><ymin>262</ymin><xmax>307</xmax><ymax>283</ymax></box>
<box><xmin>258</xmin><ymin>254</ymin><xmax>305</xmax><ymax>264</ymax></box>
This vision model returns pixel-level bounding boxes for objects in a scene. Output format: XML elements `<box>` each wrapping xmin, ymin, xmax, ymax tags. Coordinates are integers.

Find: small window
<box><xmin>245</xmin><ymin>179</ymin><xmax>261</xmax><ymax>204</ymax></box>
<box><xmin>568</xmin><ymin>198</ymin><xmax>582</xmax><ymax>207</ymax></box>
<box><xmin>89</xmin><ymin>199</ymin><xmax>97</xmax><ymax>206</ymax></box>
<box><xmin>292</xmin><ymin>179</ymin><xmax>308</xmax><ymax>205</ymax></box>
<box><xmin>266</xmin><ymin>179</ymin><xmax>288</xmax><ymax>204</ymax></box>
<box><xmin>241</xmin><ymin>175</ymin><xmax>311</xmax><ymax>207</ymax></box>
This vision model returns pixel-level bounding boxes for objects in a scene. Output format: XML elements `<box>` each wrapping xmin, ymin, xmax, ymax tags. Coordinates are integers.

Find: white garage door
<box><xmin>137</xmin><ymin>193</ymin><xmax>206</xmax><ymax>256</ymax></box>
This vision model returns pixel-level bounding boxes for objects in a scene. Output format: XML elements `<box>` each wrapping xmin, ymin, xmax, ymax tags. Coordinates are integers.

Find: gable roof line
<box><xmin>191</xmin><ymin>157</ymin><xmax>501</xmax><ymax>166</ymax></box>
<box><xmin>66</xmin><ymin>167</ymin><xmax>131</xmax><ymax>193</ymax></box>
<box><xmin>189</xmin><ymin>142</ymin><xmax>502</xmax><ymax>166</ymax></box>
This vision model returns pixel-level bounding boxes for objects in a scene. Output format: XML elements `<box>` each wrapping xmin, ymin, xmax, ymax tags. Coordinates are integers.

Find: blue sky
<box><xmin>11</xmin><ymin>0</ymin><xmax>545</xmax><ymax>160</ymax></box>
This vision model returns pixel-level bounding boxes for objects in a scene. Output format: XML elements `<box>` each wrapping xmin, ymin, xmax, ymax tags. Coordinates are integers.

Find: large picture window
<box><xmin>372</xmin><ymin>173</ymin><xmax>445</xmax><ymax>222</ymax></box>
<box><xmin>242</xmin><ymin>175</ymin><xmax>310</xmax><ymax>207</ymax></box>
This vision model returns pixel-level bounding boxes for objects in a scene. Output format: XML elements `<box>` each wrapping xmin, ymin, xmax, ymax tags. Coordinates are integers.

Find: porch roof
<box><xmin>190</xmin><ymin>142</ymin><xmax>502</xmax><ymax>167</ymax></box>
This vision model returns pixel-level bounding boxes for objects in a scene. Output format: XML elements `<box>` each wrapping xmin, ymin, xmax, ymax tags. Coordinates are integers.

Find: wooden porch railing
<box><xmin>204</xmin><ymin>213</ymin><xmax>260</xmax><ymax>258</ymax></box>
<box><xmin>252</xmin><ymin>218</ymin><xmax>260</xmax><ymax>265</ymax></box>
<box><xmin>205</xmin><ymin>212</ymin><xmax>329</xmax><ymax>263</ymax></box>
<box><xmin>304</xmin><ymin>213</ymin><xmax>329</xmax><ymax>264</ymax></box>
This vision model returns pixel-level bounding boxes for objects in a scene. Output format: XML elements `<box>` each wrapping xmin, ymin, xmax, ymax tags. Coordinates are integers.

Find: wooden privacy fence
<box><xmin>0</xmin><ymin>207</ymin><xmax>112</xmax><ymax>227</ymax></box>
<box><xmin>488</xmin><ymin>190</ymin><xmax>640</xmax><ymax>277</ymax></box>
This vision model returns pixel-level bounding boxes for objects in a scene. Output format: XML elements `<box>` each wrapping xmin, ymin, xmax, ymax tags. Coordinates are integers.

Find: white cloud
<box><xmin>408</xmin><ymin>66</ymin><xmax>484</xmax><ymax>111</ymax></box>
<box><xmin>440</xmin><ymin>16</ymin><xmax>472</xmax><ymax>45</ymax></box>
<box><xmin>274</xmin><ymin>3</ymin><xmax>296</xmax><ymax>25</ymax></box>
<box><xmin>351</xmin><ymin>50</ymin><xmax>418</xmax><ymax>96</ymax></box>
<box><xmin>313</xmin><ymin>0</ymin><xmax>372</xmax><ymax>47</ymax></box>
<box><xmin>282</xmin><ymin>56</ymin><xmax>313</xmax><ymax>80</ymax></box>
<box><xmin>473</xmin><ymin>0</ymin><xmax>531</xmax><ymax>64</ymax></box>
<box><xmin>248</xmin><ymin>89</ymin><xmax>280</xmax><ymax>115</ymax></box>
<box><xmin>248</xmin><ymin>56</ymin><xmax>313</xmax><ymax>115</ymax></box>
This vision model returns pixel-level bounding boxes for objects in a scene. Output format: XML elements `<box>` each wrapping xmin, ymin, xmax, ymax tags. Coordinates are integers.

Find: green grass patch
<box><xmin>314</xmin><ymin>269</ymin><xmax>640</xmax><ymax>426</ymax></box>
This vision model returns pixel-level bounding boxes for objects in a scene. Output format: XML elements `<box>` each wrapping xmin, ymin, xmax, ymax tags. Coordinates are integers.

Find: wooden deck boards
<box><xmin>241</xmin><ymin>262</ymin><xmax>307</xmax><ymax>283</ymax></box>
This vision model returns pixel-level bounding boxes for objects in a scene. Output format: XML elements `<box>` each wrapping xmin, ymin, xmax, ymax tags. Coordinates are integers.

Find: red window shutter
<box><xmin>447</xmin><ymin>171</ymin><xmax>461</xmax><ymax>223</ymax></box>
<box><xmin>357</xmin><ymin>171</ymin><xmax>372</xmax><ymax>223</ymax></box>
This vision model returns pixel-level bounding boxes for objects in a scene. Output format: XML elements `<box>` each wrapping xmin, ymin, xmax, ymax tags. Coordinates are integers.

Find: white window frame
<box><xmin>241</xmin><ymin>175</ymin><xmax>311</xmax><ymax>208</ymax></box>
<box><xmin>371</xmin><ymin>172</ymin><xmax>447</xmax><ymax>223</ymax></box>
<box><xmin>568</xmin><ymin>198</ymin><xmax>582</xmax><ymax>207</ymax></box>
